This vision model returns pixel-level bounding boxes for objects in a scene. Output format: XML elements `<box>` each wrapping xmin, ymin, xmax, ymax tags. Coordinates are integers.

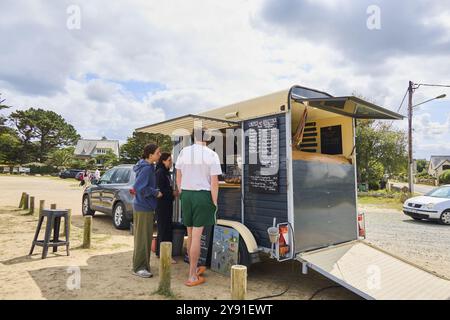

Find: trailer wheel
<box><xmin>238</xmin><ymin>238</ymin><xmax>252</xmax><ymax>268</ymax></box>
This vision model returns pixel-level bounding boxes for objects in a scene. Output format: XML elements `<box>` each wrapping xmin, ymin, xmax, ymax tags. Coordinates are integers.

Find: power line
<box><xmin>397</xmin><ymin>87</ymin><xmax>409</xmax><ymax>113</ymax></box>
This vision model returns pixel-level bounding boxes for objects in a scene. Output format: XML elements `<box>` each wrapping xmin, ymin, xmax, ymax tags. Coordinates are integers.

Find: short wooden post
<box><xmin>83</xmin><ymin>216</ymin><xmax>92</xmax><ymax>249</ymax></box>
<box><xmin>50</xmin><ymin>203</ymin><xmax>56</xmax><ymax>210</ymax></box>
<box><xmin>23</xmin><ymin>194</ymin><xmax>29</xmax><ymax>210</ymax></box>
<box><xmin>29</xmin><ymin>196</ymin><xmax>35</xmax><ymax>215</ymax></box>
<box><xmin>19</xmin><ymin>192</ymin><xmax>26</xmax><ymax>208</ymax></box>
<box><xmin>38</xmin><ymin>200</ymin><xmax>45</xmax><ymax>217</ymax></box>
<box><xmin>158</xmin><ymin>242</ymin><xmax>172</xmax><ymax>295</ymax></box>
<box><xmin>62</xmin><ymin>209</ymin><xmax>71</xmax><ymax>237</ymax></box>
<box><xmin>231</xmin><ymin>265</ymin><xmax>247</xmax><ymax>300</ymax></box>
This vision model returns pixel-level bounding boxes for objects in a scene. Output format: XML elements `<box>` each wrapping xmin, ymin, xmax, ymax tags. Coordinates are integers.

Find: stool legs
<box><xmin>53</xmin><ymin>217</ymin><xmax>61</xmax><ymax>253</ymax></box>
<box><xmin>29</xmin><ymin>215</ymin><xmax>45</xmax><ymax>255</ymax></box>
<box><xmin>42</xmin><ymin>215</ymin><xmax>55</xmax><ymax>259</ymax></box>
<box><xmin>65</xmin><ymin>215</ymin><xmax>70</xmax><ymax>256</ymax></box>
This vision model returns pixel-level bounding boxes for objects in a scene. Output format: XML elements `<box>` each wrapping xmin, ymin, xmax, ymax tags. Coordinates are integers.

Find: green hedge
<box><xmin>439</xmin><ymin>170</ymin><xmax>450</xmax><ymax>184</ymax></box>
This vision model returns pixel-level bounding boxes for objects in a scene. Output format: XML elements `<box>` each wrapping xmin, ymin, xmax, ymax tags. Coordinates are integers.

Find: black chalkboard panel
<box><xmin>320</xmin><ymin>125</ymin><xmax>342</xmax><ymax>155</ymax></box>
<box><xmin>247</xmin><ymin>116</ymin><xmax>279</xmax><ymax>193</ymax></box>
<box><xmin>184</xmin><ymin>225</ymin><xmax>213</xmax><ymax>266</ymax></box>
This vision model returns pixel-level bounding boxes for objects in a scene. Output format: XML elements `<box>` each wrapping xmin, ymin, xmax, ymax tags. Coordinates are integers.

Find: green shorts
<box><xmin>181</xmin><ymin>190</ymin><xmax>217</xmax><ymax>227</ymax></box>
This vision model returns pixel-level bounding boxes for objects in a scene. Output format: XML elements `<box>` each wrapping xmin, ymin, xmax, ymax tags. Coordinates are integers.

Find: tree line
<box><xmin>0</xmin><ymin>93</ymin><xmax>172</xmax><ymax>171</ymax></box>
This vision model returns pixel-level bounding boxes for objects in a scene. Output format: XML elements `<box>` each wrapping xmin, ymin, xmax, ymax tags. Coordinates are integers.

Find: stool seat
<box><xmin>29</xmin><ymin>209</ymin><xmax>70</xmax><ymax>259</ymax></box>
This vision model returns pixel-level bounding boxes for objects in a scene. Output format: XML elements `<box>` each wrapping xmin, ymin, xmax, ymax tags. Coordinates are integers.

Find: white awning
<box><xmin>293</xmin><ymin>96</ymin><xmax>404</xmax><ymax>120</ymax></box>
<box><xmin>135</xmin><ymin>114</ymin><xmax>240</xmax><ymax>136</ymax></box>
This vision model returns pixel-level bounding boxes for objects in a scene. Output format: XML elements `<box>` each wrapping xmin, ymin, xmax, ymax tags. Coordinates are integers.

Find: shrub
<box><xmin>439</xmin><ymin>170</ymin><xmax>450</xmax><ymax>184</ymax></box>
<box><xmin>369</xmin><ymin>181</ymin><xmax>380</xmax><ymax>191</ymax></box>
<box><xmin>23</xmin><ymin>162</ymin><xmax>59</xmax><ymax>175</ymax></box>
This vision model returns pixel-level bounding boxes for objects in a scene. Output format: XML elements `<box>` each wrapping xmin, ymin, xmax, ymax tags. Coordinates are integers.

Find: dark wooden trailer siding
<box><xmin>243</xmin><ymin>114</ymin><xmax>289</xmax><ymax>249</ymax></box>
<box><xmin>217</xmin><ymin>187</ymin><xmax>241</xmax><ymax>222</ymax></box>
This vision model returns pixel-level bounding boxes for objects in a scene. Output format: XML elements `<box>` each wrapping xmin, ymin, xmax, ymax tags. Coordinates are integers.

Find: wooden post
<box><xmin>158</xmin><ymin>242</ymin><xmax>172</xmax><ymax>295</ymax></box>
<box><xmin>231</xmin><ymin>265</ymin><xmax>247</xmax><ymax>300</ymax></box>
<box><xmin>50</xmin><ymin>203</ymin><xmax>56</xmax><ymax>209</ymax></box>
<box><xmin>29</xmin><ymin>196</ymin><xmax>35</xmax><ymax>215</ymax></box>
<box><xmin>23</xmin><ymin>194</ymin><xmax>29</xmax><ymax>210</ymax></box>
<box><xmin>19</xmin><ymin>192</ymin><xmax>26</xmax><ymax>208</ymax></box>
<box><xmin>83</xmin><ymin>216</ymin><xmax>92</xmax><ymax>249</ymax></box>
<box><xmin>62</xmin><ymin>209</ymin><xmax>71</xmax><ymax>237</ymax></box>
<box><xmin>38</xmin><ymin>200</ymin><xmax>45</xmax><ymax>217</ymax></box>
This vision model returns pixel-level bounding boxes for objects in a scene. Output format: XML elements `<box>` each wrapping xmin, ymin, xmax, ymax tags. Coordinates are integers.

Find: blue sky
<box><xmin>0</xmin><ymin>0</ymin><xmax>449</xmax><ymax>160</ymax></box>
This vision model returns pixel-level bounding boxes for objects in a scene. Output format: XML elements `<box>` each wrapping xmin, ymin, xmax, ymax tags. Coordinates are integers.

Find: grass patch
<box><xmin>358</xmin><ymin>196</ymin><xmax>404</xmax><ymax>211</ymax></box>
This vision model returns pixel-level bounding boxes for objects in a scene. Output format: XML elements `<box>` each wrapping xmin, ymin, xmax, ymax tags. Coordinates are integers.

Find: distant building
<box><xmin>428</xmin><ymin>156</ymin><xmax>450</xmax><ymax>178</ymax></box>
<box><xmin>74</xmin><ymin>138</ymin><xmax>120</xmax><ymax>166</ymax></box>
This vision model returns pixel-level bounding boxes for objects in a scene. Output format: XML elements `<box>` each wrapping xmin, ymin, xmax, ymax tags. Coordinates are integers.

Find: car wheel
<box><xmin>82</xmin><ymin>195</ymin><xmax>95</xmax><ymax>216</ymax></box>
<box><xmin>113</xmin><ymin>202</ymin><xmax>130</xmax><ymax>230</ymax></box>
<box><xmin>440</xmin><ymin>210</ymin><xmax>450</xmax><ymax>225</ymax></box>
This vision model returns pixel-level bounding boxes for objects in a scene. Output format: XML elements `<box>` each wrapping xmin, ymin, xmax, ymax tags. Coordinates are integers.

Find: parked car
<box><xmin>59</xmin><ymin>169</ymin><xmax>83</xmax><ymax>179</ymax></box>
<box><xmin>403</xmin><ymin>185</ymin><xmax>450</xmax><ymax>225</ymax></box>
<box><xmin>82</xmin><ymin>164</ymin><xmax>136</xmax><ymax>229</ymax></box>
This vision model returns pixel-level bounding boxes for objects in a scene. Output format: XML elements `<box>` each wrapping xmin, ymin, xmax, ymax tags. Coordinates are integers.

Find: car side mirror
<box><xmin>91</xmin><ymin>179</ymin><xmax>99</xmax><ymax>185</ymax></box>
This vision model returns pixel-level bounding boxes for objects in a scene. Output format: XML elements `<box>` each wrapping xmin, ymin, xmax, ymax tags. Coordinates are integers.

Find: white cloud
<box><xmin>0</xmin><ymin>0</ymin><xmax>449</xmax><ymax>159</ymax></box>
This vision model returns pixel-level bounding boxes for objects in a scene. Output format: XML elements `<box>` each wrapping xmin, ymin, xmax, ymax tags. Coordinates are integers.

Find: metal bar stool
<box><xmin>29</xmin><ymin>209</ymin><xmax>70</xmax><ymax>259</ymax></box>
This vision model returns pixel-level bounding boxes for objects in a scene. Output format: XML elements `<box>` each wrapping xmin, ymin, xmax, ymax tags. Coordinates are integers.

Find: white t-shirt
<box><xmin>175</xmin><ymin>143</ymin><xmax>222</xmax><ymax>191</ymax></box>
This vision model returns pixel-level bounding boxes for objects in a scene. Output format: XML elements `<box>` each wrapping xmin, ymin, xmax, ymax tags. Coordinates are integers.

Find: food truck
<box><xmin>136</xmin><ymin>85</ymin><xmax>450</xmax><ymax>300</ymax></box>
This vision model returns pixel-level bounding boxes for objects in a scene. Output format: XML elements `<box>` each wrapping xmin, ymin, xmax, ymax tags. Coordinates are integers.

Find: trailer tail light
<box><xmin>358</xmin><ymin>213</ymin><xmax>366</xmax><ymax>238</ymax></box>
<box><xmin>129</xmin><ymin>188</ymin><xmax>136</xmax><ymax>196</ymax></box>
<box><xmin>278</xmin><ymin>225</ymin><xmax>290</xmax><ymax>258</ymax></box>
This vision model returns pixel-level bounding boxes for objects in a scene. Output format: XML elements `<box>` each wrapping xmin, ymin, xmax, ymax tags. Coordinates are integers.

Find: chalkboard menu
<box><xmin>184</xmin><ymin>225</ymin><xmax>213</xmax><ymax>266</ymax></box>
<box><xmin>248</xmin><ymin>116</ymin><xmax>279</xmax><ymax>193</ymax></box>
<box><xmin>320</xmin><ymin>125</ymin><xmax>342</xmax><ymax>155</ymax></box>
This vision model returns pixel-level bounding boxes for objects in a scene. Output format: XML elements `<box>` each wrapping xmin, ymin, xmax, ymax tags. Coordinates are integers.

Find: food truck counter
<box><xmin>219</xmin><ymin>182</ymin><xmax>241</xmax><ymax>189</ymax></box>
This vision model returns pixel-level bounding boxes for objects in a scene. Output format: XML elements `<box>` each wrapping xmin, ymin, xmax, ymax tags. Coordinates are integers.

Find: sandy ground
<box><xmin>0</xmin><ymin>175</ymin><xmax>449</xmax><ymax>300</ymax></box>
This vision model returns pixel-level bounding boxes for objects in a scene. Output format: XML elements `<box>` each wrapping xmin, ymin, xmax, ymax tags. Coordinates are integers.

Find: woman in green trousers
<box><xmin>132</xmin><ymin>144</ymin><xmax>162</xmax><ymax>278</ymax></box>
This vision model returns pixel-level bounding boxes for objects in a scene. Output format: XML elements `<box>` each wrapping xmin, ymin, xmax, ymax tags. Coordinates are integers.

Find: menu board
<box><xmin>247</xmin><ymin>116</ymin><xmax>279</xmax><ymax>193</ymax></box>
<box><xmin>184</xmin><ymin>225</ymin><xmax>213</xmax><ymax>266</ymax></box>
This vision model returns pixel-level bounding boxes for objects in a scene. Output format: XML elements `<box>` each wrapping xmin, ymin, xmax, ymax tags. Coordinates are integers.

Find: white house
<box><xmin>428</xmin><ymin>155</ymin><xmax>450</xmax><ymax>178</ymax></box>
<box><xmin>74</xmin><ymin>138</ymin><xmax>120</xmax><ymax>165</ymax></box>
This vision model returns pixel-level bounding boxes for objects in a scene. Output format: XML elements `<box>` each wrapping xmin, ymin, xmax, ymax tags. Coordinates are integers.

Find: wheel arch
<box><xmin>216</xmin><ymin>219</ymin><xmax>258</xmax><ymax>253</ymax></box>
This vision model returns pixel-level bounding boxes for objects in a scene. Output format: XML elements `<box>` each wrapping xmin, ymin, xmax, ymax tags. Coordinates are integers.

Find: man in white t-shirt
<box><xmin>175</xmin><ymin>128</ymin><xmax>222</xmax><ymax>287</ymax></box>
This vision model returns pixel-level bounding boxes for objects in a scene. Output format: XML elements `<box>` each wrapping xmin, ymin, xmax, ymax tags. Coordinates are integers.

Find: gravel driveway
<box><xmin>362</xmin><ymin>204</ymin><xmax>450</xmax><ymax>279</ymax></box>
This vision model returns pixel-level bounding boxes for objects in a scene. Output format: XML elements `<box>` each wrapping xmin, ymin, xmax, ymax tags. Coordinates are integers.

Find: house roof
<box><xmin>74</xmin><ymin>139</ymin><xmax>120</xmax><ymax>156</ymax></box>
<box><xmin>429</xmin><ymin>156</ymin><xmax>450</xmax><ymax>170</ymax></box>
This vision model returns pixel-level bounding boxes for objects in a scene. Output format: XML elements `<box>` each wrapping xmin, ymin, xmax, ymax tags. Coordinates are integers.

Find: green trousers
<box><xmin>132</xmin><ymin>211</ymin><xmax>155</xmax><ymax>272</ymax></box>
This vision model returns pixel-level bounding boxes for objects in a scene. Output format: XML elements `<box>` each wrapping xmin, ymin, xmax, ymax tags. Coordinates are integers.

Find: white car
<box><xmin>403</xmin><ymin>185</ymin><xmax>450</xmax><ymax>225</ymax></box>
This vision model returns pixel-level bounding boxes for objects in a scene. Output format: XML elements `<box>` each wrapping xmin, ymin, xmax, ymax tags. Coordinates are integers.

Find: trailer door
<box><xmin>297</xmin><ymin>241</ymin><xmax>450</xmax><ymax>300</ymax></box>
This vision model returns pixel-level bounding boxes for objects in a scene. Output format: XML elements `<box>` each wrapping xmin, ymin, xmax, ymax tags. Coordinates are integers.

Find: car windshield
<box><xmin>425</xmin><ymin>186</ymin><xmax>450</xmax><ymax>199</ymax></box>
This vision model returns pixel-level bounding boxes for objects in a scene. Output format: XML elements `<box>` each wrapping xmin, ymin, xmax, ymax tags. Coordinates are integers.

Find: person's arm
<box><xmin>210</xmin><ymin>175</ymin><xmax>219</xmax><ymax>207</ymax></box>
<box><xmin>176</xmin><ymin>169</ymin><xmax>182</xmax><ymax>194</ymax></box>
<box><xmin>134</xmin><ymin>166</ymin><xmax>160</xmax><ymax>198</ymax></box>
<box><xmin>210</xmin><ymin>152</ymin><xmax>223</xmax><ymax>207</ymax></box>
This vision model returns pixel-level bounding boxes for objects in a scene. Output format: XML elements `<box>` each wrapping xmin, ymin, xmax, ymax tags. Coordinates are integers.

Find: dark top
<box><xmin>156</xmin><ymin>163</ymin><xmax>174</xmax><ymax>203</ymax></box>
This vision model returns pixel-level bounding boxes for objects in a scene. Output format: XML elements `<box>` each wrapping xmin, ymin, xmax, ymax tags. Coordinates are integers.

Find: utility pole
<box><xmin>408</xmin><ymin>81</ymin><xmax>414</xmax><ymax>194</ymax></box>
